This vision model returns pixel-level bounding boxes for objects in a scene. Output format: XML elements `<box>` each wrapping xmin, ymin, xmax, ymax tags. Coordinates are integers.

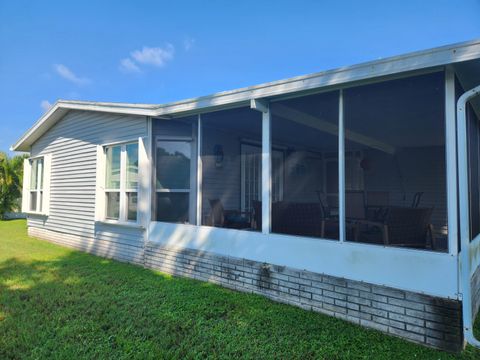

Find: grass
<box><xmin>1</xmin><ymin>220</ymin><xmax>480</xmax><ymax>359</ymax></box>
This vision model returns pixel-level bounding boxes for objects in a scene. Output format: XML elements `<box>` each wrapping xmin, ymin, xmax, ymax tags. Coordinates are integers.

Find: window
<box><xmin>29</xmin><ymin>157</ymin><xmax>44</xmax><ymax>212</ymax></box>
<box><xmin>155</xmin><ymin>139</ymin><xmax>192</xmax><ymax>223</ymax></box>
<box><xmin>22</xmin><ymin>155</ymin><xmax>50</xmax><ymax>215</ymax></box>
<box><xmin>104</xmin><ymin>142</ymin><xmax>138</xmax><ymax>222</ymax></box>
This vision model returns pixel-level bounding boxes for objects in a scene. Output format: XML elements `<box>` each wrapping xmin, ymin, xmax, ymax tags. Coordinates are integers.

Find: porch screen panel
<box><xmin>153</xmin><ymin>117</ymin><xmax>197</xmax><ymax>224</ymax></box>
<box><xmin>344</xmin><ymin>72</ymin><xmax>447</xmax><ymax>252</ymax></box>
<box><xmin>156</xmin><ymin>140</ymin><xmax>191</xmax><ymax>223</ymax></box>
<box><xmin>270</xmin><ymin>90</ymin><xmax>340</xmax><ymax>240</ymax></box>
<box><xmin>467</xmin><ymin>103</ymin><xmax>480</xmax><ymax>241</ymax></box>
<box><xmin>201</xmin><ymin>107</ymin><xmax>262</xmax><ymax>231</ymax></box>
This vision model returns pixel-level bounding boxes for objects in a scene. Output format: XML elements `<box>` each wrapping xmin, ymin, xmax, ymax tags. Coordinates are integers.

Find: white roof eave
<box><xmin>11</xmin><ymin>38</ymin><xmax>480</xmax><ymax>152</ymax></box>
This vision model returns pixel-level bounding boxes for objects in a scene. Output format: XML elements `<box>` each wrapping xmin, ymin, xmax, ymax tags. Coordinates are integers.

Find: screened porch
<box><xmin>148</xmin><ymin>68</ymin><xmax>477</xmax><ymax>255</ymax></box>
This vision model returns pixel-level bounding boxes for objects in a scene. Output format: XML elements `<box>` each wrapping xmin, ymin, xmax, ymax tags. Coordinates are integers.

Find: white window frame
<box><xmin>22</xmin><ymin>154</ymin><xmax>51</xmax><ymax>216</ymax></box>
<box><xmin>102</xmin><ymin>141</ymin><xmax>139</xmax><ymax>224</ymax></box>
<box><xmin>30</xmin><ymin>157</ymin><xmax>43</xmax><ymax>213</ymax></box>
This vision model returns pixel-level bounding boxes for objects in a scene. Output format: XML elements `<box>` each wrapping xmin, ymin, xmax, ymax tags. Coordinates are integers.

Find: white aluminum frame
<box><xmin>338</xmin><ymin>90</ymin><xmax>346</xmax><ymax>242</ymax></box>
<box><xmin>445</xmin><ymin>67</ymin><xmax>459</xmax><ymax>256</ymax></box>
<box><xmin>250</xmin><ymin>98</ymin><xmax>272</xmax><ymax>233</ymax></box>
<box><xmin>262</xmin><ymin>104</ymin><xmax>272</xmax><ymax>234</ymax></box>
<box><xmin>457</xmin><ymin>84</ymin><xmax>480</xmax><ymax>347</ymax></box>
<box><xmin>196</xmin><ymin>114</ymin><xmax>202</xmax><ymax>225</ymax></box>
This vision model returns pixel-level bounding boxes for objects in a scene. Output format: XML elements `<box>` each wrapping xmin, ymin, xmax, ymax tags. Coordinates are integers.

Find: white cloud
<box><xmin>119</xmin><ymin>44</ymin><xmax>175</xmax><ymax>74</ymax></box>
<box><xmin>131</xmin><ymin>44</ymin><xmax>174</xmax><ymax>67</ymax></box>
<box><xmin>184</xmin><ymin>37</ymin><xmax>195</xmax><ymax>51</ymax></box>
<box><xmin>54</xmin><ymin>64</ymin><xmax>91</xmax><ymax>85</ymax></box>
<box><xmin>40</xmin><ymin>100</ymin><xmax>53</xmax><ymax>112</ymax></box>
<box><xmin>119</xmin><ymin>58</ymin><xmax>141</xmax><ymax>73</ymax></box>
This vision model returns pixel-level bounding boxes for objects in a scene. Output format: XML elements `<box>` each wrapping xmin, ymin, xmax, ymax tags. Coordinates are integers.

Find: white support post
<box><xmin>139</xmin><ymin>117</ymin><xmax>153</xmax><ymax>227</ymax></box>
<box><xmin>445</xmin><ymin>67</ymin><xmax>458</xmax><ymax>255</ymax></box>
<box><xmin>338</xmin><ymin>90</ymin><xmax>346</xmax><ymax>242</ymax></box>
<box><xmin>262</xmin><ymin>106</ymin><xmax>272</xmax><ymax>234</ymax></box>
<box><xmin>445</xmin><ymin>67</ymin><xmax>458</xmax><ymax>256</ymax></box>
<box><xmin>250</xmin><ymin>100</ymin><xmax>272</xmax><ymax>234</ymax></box>
<box><xmin>119</xmin><ymin>144</ymin><xmax>127</xmax><ymax>222</ymax></box>
<box><xmin>196</xmin><ymin>114</ymin><xmax>203</xmax><ymax>226</ymax></box>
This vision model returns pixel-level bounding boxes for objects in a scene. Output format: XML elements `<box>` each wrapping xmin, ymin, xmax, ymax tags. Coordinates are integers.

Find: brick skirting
<box><xmin>145</xmin><ymin>242</ymin><xmax>463</xmax><ymax>352</ymax></box>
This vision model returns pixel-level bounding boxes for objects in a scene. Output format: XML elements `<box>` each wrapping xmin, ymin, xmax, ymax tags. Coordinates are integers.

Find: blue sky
<box><xmin>1</xmin><ymin>0</ymin><xmax>479</xmax><ymax>153</ymax></box>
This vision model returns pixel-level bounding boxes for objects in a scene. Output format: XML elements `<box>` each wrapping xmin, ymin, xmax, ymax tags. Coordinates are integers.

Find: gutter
<box><xmin>457</xmin><ymin>84</ymin><xmax>480</xmax><ymax>348</ymax></box>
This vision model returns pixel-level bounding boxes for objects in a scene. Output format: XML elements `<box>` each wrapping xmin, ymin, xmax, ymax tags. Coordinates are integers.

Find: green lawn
<box><xmin>0</xmin><ymin>220</ymin><xmax>479</xmax><ymax>359</ymax></box>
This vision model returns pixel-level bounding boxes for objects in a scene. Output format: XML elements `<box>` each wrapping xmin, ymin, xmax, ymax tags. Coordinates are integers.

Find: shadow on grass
<box><xmin>0</xmin><ymin>249</ymin><xmax>478</xmax><ymax>359</ymax></box>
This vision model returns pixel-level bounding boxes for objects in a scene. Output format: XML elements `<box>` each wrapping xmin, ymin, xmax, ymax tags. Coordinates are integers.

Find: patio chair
<box><xmin>208</xmin><ymin>199</ymin><xmax>251</xmax><ymax>229</ymax></box>
<box><xmin>356</xmin><ymin>206</ymin><xmax>436</xmax><ymax>249</ymax></box>
<box><xmin>345</xmin><ymin>190</ymin><xmax>366</xmax><ymax>220</ymax></box>
<box><xmin>411</xmin><ymin>192</ymin><xmax>424</xmax><ymax>208</ymax></box>
<box><xmin>252</xmin><ymin>200</ymin><xmax>339</xmax><ymax>238</ymax></box>
<box><xmin>316</xmin><ymin>190</ymin><xmax>331</xmax><ymax>218</ymax></box>
<box><xmin>272</xmin><ymin>201</ymin><xmax>339</xmax><ymax>239</ymax></box>
<box><xmin>366</xmin><ymin>191</ymin><xmax>389</xmax><ymax>221</ymax></box>
<box><xmin>344</xmin><ymin>191</ymin><xmax>366</xmax><ymax>239</ymax></box>
<box><xmin>252</xmin><ymin>200</ymin><xmax>262</xmax><ymax>231</ymax></box>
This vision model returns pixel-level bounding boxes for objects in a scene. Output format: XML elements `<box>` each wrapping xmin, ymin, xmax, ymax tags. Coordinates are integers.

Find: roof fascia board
<box><xmin>152</xmin><ymin>40</ymin><xmax>480</xmax><ymax>117</ymax></box>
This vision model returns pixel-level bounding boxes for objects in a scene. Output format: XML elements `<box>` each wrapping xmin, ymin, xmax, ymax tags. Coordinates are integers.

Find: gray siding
<box><xmin>202</xmin><ymin>126</ymin><xmax>243</xmax><ymax>218</ymax></box>
<box><xmin>28</xmin><ymin>110</ymin><xmax>148</xmax><ymax>264</ymax></box>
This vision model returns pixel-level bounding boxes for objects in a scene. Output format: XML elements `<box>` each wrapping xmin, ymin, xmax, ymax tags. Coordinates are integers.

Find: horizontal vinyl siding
<box><xmin>28</xmin><ymin>110</ymin><xmax>147</xmax><ymax>258</ymax></box>
<box><xmin>201</xmin><ymin>126</ymin><xmax>243</xmax><ymax>219</ymax></box>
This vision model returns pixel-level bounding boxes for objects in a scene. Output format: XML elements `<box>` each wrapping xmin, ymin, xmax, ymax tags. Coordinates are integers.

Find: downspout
<box><xmin>457</xmin><ymin>84</ymin><xmax>480</xmax><ymax>348</ymax></box>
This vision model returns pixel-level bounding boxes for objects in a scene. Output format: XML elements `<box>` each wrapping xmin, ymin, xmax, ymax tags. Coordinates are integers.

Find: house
<box><xmin>11</xmin><ymin>39</ymin><xmax>480</xmax><ymax>352</ymax></box>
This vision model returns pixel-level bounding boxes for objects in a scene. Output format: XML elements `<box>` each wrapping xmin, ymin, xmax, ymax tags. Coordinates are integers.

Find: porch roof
<box><xmin>12</xmin><ymin>38</ymin><xmax>480</xmax><ymax>152</ymax></box>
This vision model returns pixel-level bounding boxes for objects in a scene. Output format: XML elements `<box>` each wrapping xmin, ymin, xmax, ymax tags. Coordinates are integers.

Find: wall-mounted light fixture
<box><xmin>214</xmin><ymin>144</ymin><xmax>224</xmax><ymax>168</ymax></box>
